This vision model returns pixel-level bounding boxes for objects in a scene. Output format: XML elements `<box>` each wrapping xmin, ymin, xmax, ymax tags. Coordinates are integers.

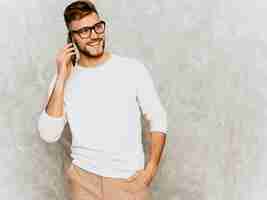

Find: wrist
<box><xmin>56</xmin><ymin>74</ymin><xmax>66</xmax><ymax>84</ymax></box>
<box><xmin>145</xmin><ymin>160</ymin><xmax>159</xmax><ymax>171</ymax></box>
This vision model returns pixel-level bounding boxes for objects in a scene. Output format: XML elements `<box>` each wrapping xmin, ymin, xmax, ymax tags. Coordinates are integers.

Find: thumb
<box><xmin>126</xmin><ymin>172</ymin><xmax>139</xmax><ymax>182</ymax></box>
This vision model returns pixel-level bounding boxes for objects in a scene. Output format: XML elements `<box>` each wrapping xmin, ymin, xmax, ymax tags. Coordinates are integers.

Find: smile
<box><xmin>89</xmin><ymin>41</ymin><xmax>101</xmax><ymax>46</ymax></box>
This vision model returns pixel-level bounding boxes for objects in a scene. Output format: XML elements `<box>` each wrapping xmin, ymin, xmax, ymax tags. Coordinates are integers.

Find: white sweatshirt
<box><xmin>37</xmin><ymin>53</ymin><xmax>168</xmax><ymax>178</ymax></box>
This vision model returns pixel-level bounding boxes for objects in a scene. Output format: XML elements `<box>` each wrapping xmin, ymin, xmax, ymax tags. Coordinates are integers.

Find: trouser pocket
<box><xmin>107</xmin><ymin>174</ymin><xmax>149</xmax><ymax>194</ymax></box>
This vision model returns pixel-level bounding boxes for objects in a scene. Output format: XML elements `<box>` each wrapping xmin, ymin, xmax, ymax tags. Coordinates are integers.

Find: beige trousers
<box><xmin>64</xmin><ymin>163</ymin><xmax>153</xmax><ymax>200</ymax></box>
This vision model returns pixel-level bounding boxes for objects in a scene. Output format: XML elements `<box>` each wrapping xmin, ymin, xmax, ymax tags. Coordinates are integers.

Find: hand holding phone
<box><xmin>55</xmin><ymin>37</ymin><xmax>78</xmax><ymax>81</ymax></box>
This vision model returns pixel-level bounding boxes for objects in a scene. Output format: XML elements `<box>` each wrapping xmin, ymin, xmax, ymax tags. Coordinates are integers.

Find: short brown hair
<box><xmin>64</xmin><ymin>0</ymin><xmax>99</xmax><ymax>30</ymax></box>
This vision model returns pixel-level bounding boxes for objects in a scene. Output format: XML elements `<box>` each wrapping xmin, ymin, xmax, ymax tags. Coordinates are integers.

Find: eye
<box><xmin>95</xmin><ymin>22</ymin><xmax>105</xmax><ymax>31</ymax></box>
<box><xmin>80</xmin><ymin>27</ymin><xmax>90</xmax><ymax>34</ymax></box>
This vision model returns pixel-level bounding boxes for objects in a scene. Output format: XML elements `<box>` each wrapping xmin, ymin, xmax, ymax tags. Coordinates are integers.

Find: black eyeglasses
<box><xmin>69</xmin><ymin>20</ymin><xmax>106</xmax><ymax>39</ymax></box>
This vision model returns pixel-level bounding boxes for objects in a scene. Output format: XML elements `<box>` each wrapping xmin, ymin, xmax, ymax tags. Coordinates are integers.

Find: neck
<box><xmin>78</xmin><ymin>51</ymin><xmax>111</xmax><ymax>68</ymax></box>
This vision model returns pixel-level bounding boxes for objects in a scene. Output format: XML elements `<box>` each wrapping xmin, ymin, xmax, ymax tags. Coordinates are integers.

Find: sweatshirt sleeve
<box><xmin>135</xmin><ymin>61</ymin><xmax>168</xmax><ymax>135</ymax></box>
<box><xmin>37</xmin><ymin>74</ymin><xmax>67</xmax><ymax>143</ymax></box>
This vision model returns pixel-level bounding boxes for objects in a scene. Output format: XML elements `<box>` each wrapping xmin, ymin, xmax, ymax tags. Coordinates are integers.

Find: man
<box><xmin>37</xmin><ymin>1</ymin><xmax>168</xmax><ymax>199</ymax></box>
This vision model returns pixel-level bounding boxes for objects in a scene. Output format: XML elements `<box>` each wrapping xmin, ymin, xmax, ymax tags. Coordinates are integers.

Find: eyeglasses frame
<box><xmin>69</xmin><ymin>20</ymin><xmax>106</xmax><ymax>39</ymax></box>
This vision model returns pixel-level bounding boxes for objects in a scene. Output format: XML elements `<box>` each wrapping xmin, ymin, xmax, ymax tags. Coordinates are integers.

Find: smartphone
<box><xmin>67</xmin><ymin>32</ymin><xmax>79</xmax><ymax>67</ymax></box>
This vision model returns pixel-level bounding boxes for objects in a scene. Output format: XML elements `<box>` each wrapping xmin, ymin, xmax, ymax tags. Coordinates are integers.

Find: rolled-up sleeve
<box><xmin>135</xmin><ymin>62</ymin><xmax>168</xmax><ymax>134</ymax></box>
<box><xmin>37</xmin><ymin>74</ymin><xmax>67</xmax><ymax>143</ymax></box>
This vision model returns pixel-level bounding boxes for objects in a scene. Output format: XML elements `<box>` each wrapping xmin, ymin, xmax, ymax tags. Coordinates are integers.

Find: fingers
<box><xmin>63</xmin><ymin>45</ymin><xmax>76</xmax><ymax>59</ymax></box>
<box><xmin>126</xmin><ymin>172</ymin><xmax>139</xmax><ymax>182</ymax></box>
<box><xmin>126</xmin><ymin>169</ymin><xmax>144</xmax><ymax>182</ymax></box>
<box><xmin>60</xmin><ymin>43</ymin><xmax>75</xmax><ymax>55</ymax></box>
<box><xmin>65</xmin><ymin>51</ymin><xmax>76</xmax><ymax>60</ymax></box>
<box><xmin>65</xmin><ymin>47</ymin><xmax>76</xmax><ymax>54</ymax></box>
<box><xmin>57</xmin><ymin>45</ymin><xmax>75</xmax><ymax>57</ymax></box>
<box><xmin>63</xmin><ymin>42</ymin><xmax>74</xmax><ymax>49</ymax></box>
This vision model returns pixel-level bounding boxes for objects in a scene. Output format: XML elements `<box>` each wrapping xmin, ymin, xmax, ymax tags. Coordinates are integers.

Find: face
<box><xmin>69</xmin><ymin>12</ymin><xmax>106</xmax><ymax>58</ymax></box>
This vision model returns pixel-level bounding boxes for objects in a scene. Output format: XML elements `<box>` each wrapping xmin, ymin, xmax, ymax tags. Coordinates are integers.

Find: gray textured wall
<box><xmin>1</xmin><ymin>0</ymin><xmax>267</xmax><ymax>199</ymax></box>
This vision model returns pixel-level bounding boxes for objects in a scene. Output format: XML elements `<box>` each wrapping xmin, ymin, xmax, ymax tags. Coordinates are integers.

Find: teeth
<box><xmin>90</xmin><ymin>42</ymin><xmax>99</xmax><ymax>46</ymax></box>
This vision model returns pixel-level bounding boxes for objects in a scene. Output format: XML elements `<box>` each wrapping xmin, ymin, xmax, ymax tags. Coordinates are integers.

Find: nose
<box><xmin>90</xmin><ymin>29</ymin><xmax>98</xmax><ymax>39</ymax></box>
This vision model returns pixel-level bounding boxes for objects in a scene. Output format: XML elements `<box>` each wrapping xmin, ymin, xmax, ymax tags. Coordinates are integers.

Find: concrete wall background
<box><xmin>1</xmin><ymin>0</ymin><xmax>267</xmax><ymax>199</ymax></box>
